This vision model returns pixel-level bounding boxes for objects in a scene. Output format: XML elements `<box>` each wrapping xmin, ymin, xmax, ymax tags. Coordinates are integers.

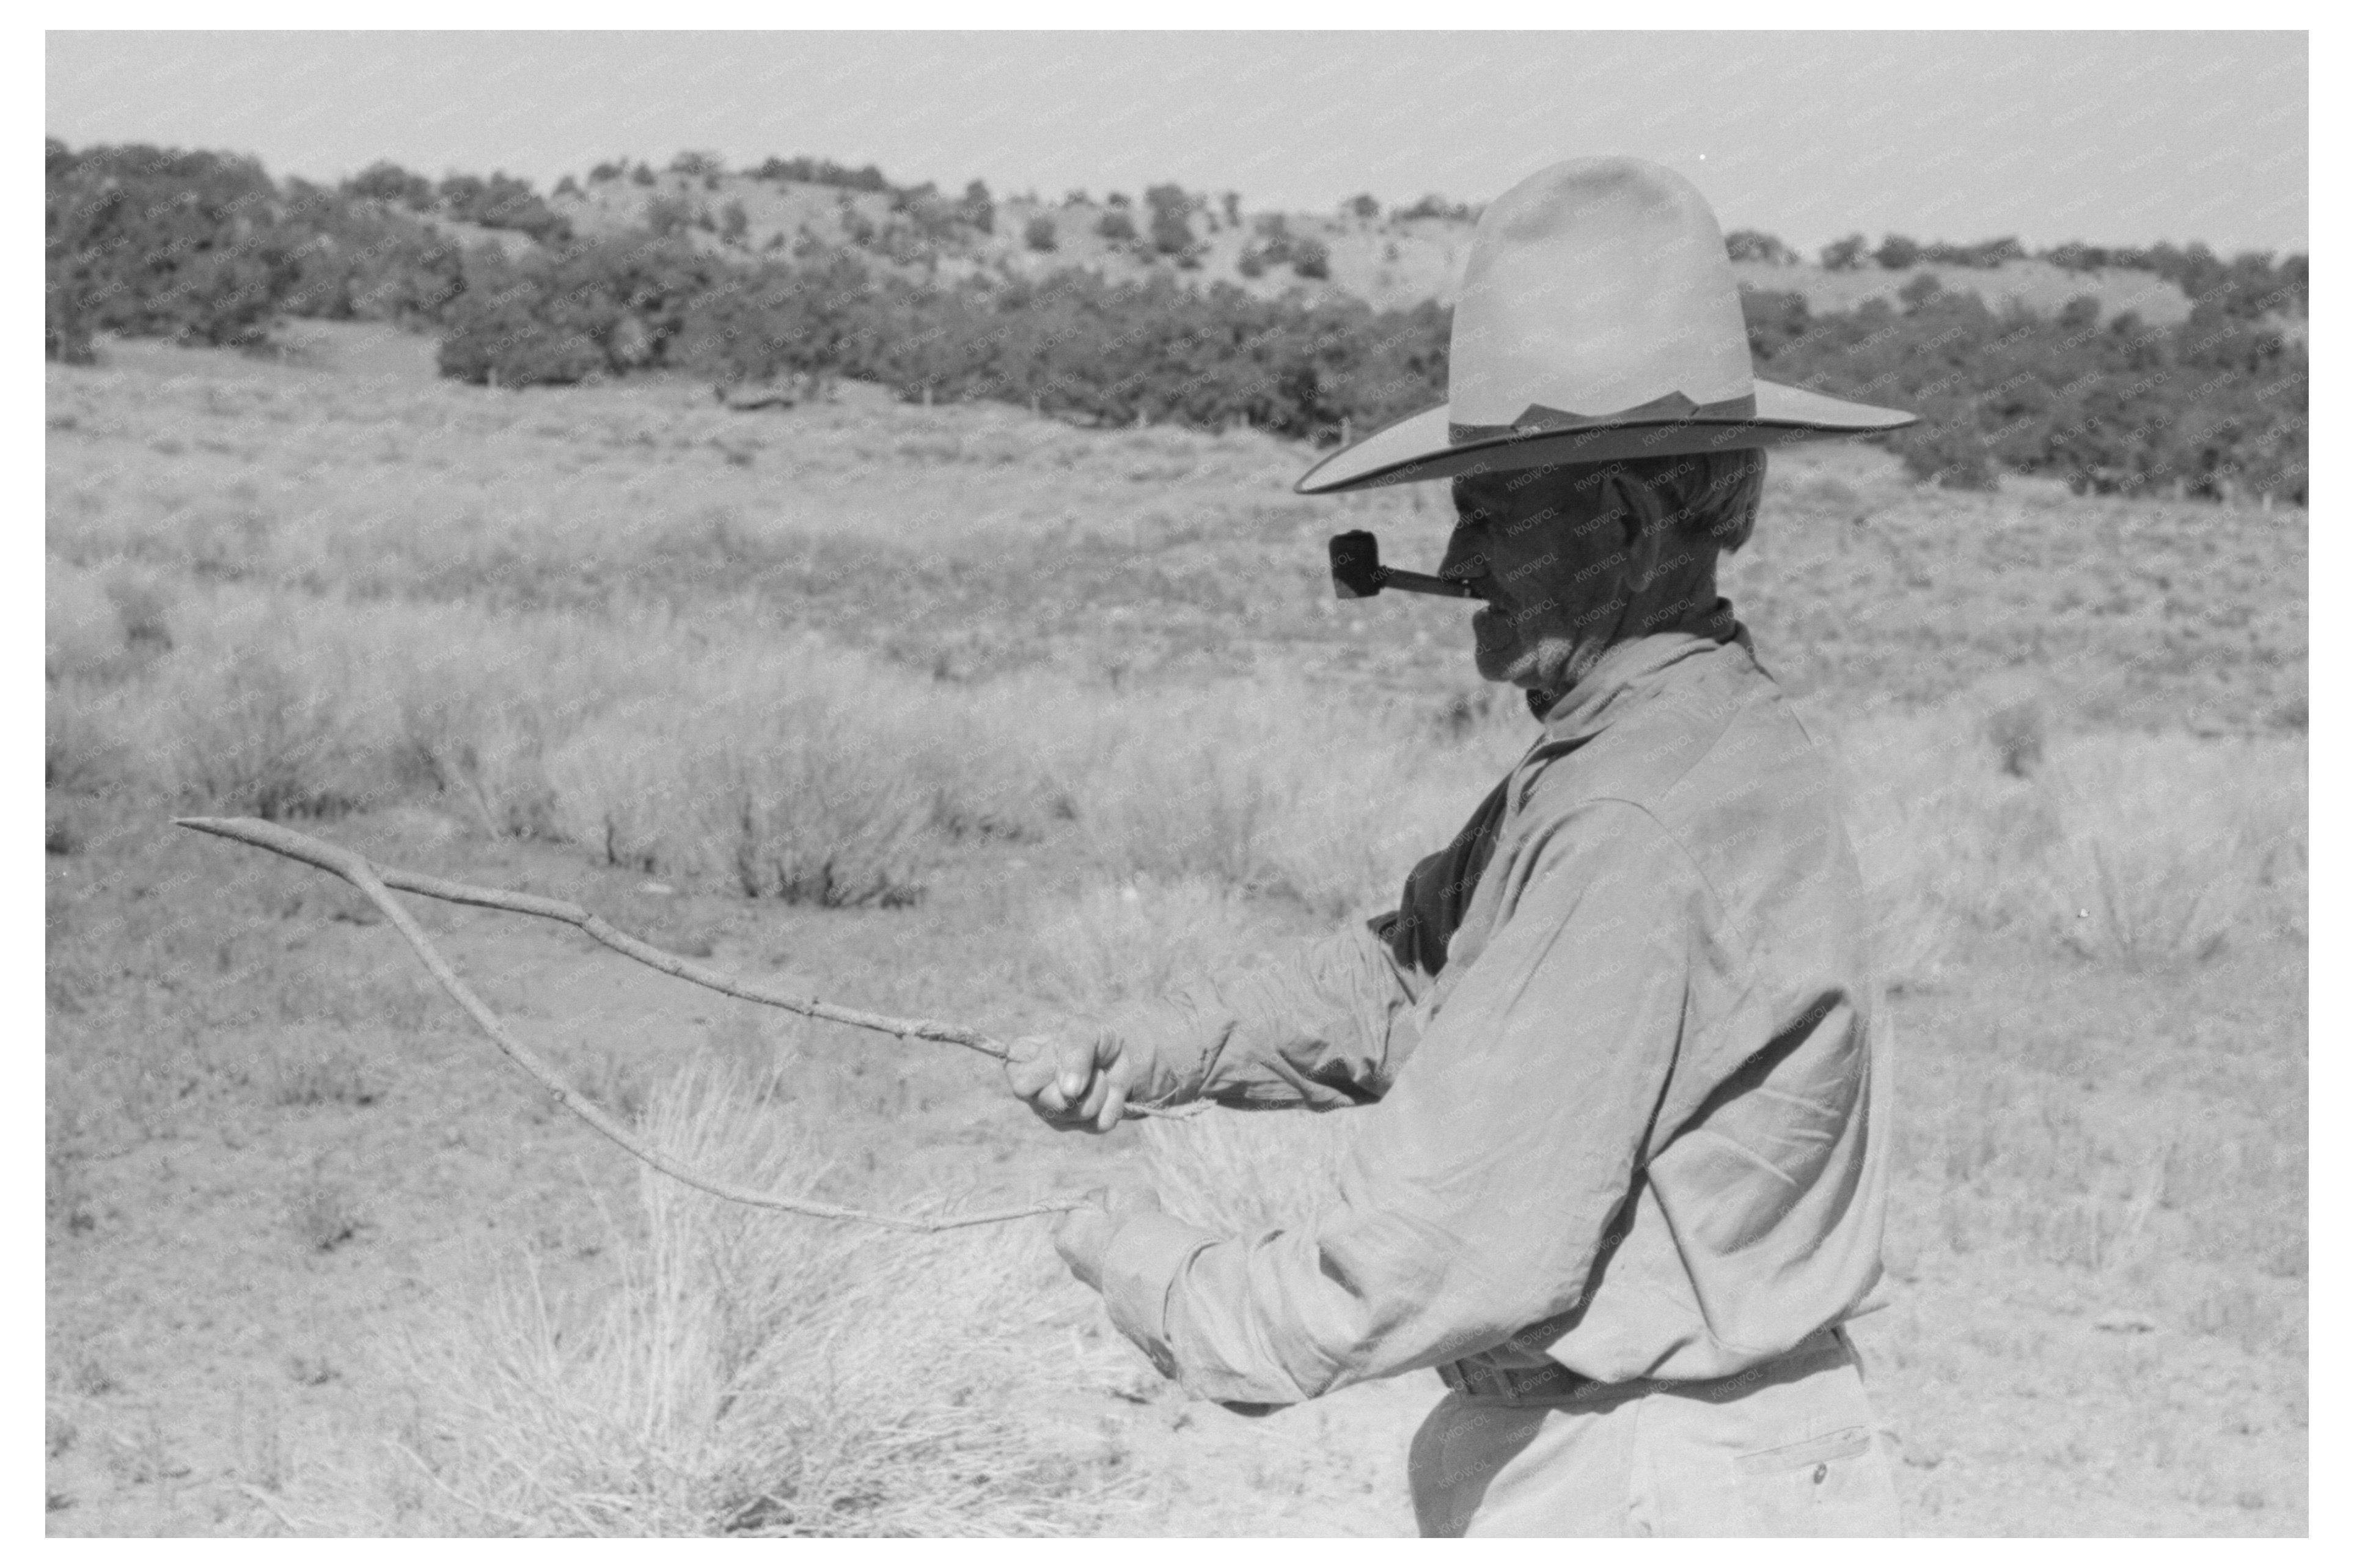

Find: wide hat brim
<box><xmin>1294</xmin><ymin>380</ymin><xmax>1918</xmax><ymax>496</ymax></box>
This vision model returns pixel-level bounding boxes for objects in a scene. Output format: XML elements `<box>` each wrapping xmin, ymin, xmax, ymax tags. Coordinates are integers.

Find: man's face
<box><xmin>1439</xmin><ymin>468</ymin><xmax>1630</xmax><ymax>689</ymax></box>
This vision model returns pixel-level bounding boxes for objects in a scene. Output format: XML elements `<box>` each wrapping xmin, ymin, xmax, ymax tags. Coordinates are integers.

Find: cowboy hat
<box><xmin>1294</xmin><ymin>158</ymin><xmax>1915</xmax><ymax>494</ymax></box>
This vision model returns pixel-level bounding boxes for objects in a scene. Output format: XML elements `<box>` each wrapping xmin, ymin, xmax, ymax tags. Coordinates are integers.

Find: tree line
<box><xmin>1742</xmin><ymin>279</ymin><xmax>2304</xmax><ymax>502</ymax></box>
<box><xmin>45</xmin><ymin>139</ymin><xmax>2306</xmax><ymax>504</ymax></box>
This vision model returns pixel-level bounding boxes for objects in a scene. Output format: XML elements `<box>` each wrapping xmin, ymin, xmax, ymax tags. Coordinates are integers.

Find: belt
<box><xmin>1437</xmin><ymin>1358</ymin><xmax>1615</xmax><ymax>1403</ymax></box>
<box><xmin>1437</xmin><ymin>1326</ymin><xmax>1847</xmax><ymax>1407</ymax></box>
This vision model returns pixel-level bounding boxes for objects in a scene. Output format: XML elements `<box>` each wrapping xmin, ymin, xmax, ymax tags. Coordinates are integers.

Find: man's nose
<box><xmin>1439</xmin><ymin>531</ymin><xmax>1491</xmax><ymax>586</ymax></box>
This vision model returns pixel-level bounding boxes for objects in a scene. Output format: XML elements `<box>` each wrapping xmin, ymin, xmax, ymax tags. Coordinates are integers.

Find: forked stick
<box><xmin>175</xmin><ymin>815</ymin><xmax>1200</xmax><ymax>1232</ymax></box>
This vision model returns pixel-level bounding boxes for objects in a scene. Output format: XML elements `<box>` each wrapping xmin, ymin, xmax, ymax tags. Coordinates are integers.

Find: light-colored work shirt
<box><xmin>1097</xmin><ymin>620</ymin><xmax>1890</xmax><ymax>1408</ymax></box>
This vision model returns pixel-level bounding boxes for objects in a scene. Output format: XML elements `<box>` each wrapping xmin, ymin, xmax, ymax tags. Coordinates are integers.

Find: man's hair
<box><xmin>1566</xmin><ymin>447</ymin><xmax>1770</xmax><ymax>556</ymax></box>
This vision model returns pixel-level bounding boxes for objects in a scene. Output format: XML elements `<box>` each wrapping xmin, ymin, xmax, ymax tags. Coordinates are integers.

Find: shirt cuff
<box><xmin>1107</xmin><ymin>997</ymin><xmax>1215</xmax><ymax>1105</ymax></box>
<box><xmin>1099</xmin><ymin>1209</ymin><xmax>1217</xmax><ymax>1376</ymax></box>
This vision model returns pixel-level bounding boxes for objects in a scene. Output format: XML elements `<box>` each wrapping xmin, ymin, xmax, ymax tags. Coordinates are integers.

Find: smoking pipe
<box><xmin>1327</xmin><ymin>530</ymin><xmax>1485</xmax><ymax>600</ymax></box>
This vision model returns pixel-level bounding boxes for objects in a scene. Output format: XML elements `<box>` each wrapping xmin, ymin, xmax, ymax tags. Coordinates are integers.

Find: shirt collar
<box><xmin>1527</xmin><ymin>600</ymin><xmax>1751</xmax><ymax>744</ymax></box>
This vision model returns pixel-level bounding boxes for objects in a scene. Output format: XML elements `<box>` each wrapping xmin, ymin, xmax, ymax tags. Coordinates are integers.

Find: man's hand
<box><xmin>1005</xmin><ymin>1028</ymin><xmax>1143</xmax><ymax>1133</ymax></box>
<box><xmin>1054</xmin><ymin>1184</ymin><xmax>1163</xmax><ymax>1292</ymax></box>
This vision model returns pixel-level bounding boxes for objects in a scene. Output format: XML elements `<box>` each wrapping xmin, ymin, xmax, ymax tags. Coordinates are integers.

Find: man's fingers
<box><xmin>1018</xmin><ymin>1064</ymin><xmax>1070</xmax><ymax>1115</ymax></box>
<box><xmin>1008</xmin><ymin>1031</ymin><xmax>1135</xmax><ymax>1132</ymax></box>
<box><xmin>1057</xmin><ymin>1035</ymin><xmax>1102</xmax><ymax>1101</ymax></box>
<box><xmin>1005</xmin><ymin>1037</ymin><xmax>1063</xmax><ymax>1100</ymax></box>
<box><xmin>1074</xmin><ymin>1060</ymin><xmax>1116</xmax><ymax>1126</ymax></box>
<box><xmin>1007</xmin><ymin>1059</ymin><xmax>1058</xmax><ymax>1102</ymax></box>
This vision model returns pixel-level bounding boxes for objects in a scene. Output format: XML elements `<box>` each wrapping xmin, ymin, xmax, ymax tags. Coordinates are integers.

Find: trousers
<box><xmin>1408</xmin><ymin>1327</ymin><xmax>1902</xmax><ymax>1537</ymax></box>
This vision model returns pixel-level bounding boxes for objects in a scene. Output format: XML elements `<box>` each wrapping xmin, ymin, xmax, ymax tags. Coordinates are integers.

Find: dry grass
<box><xmin>384</xmin><ymin>1060</ymin><xmax>1118</xmax><ymax>1536</ymax></box>
<box><xmin>1826</xmin><ymin>707</ymin><xmax>2305</xmax><ymax>987</ymax></box>
<box><xmin>44</xmin><ymin>557</ymin><xmax>1530</xmax><ymax>923</ymax></box>
<box><xmin>47</xmin><ymin>330</ymin><xmax>2307</xmax><ymax>1536</ymax></box>
<box><xmin>541</xmin><ymin>689</ymin><xmax>933</xmax><ymax>906</ymax></box>
<box><xmin>1024</xmin><ymin>876</ymin><xmax>1269</xmax><ymax>1013</ymax></box>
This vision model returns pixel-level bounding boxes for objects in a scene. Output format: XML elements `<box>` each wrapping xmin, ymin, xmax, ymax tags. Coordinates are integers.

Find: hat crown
<box><xmin>1448</xmin><ymin>158</ymin><xmax>1753</xmax><ymax>430</ymax></box>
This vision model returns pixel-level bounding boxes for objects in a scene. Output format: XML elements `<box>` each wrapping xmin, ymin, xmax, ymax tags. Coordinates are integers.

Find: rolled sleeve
<box><xmin>1114</xmin><ymin>919</ymin><xmax>1429</xmax><ymax>1110</ymax></box>
<box><xmin>1110</xmin><ymin>780</ymin><xmax>1513</xmax><ymax>1112</ymax></box>
<box><xmin>1098</xmin><ymin>1209</ymin><xmax>1219</xmax><ymax>1375</ymax></box>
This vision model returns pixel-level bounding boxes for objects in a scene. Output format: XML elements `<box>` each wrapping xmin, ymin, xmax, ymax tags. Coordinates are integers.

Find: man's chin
<box><xmin>1473</xmin><ymin>637</ymin><xmax>1570</xmax><ymax>692</ymax></box>
<box><xmin>1472</xmin><ymin>646</ymin><xmax>1534</xmax><ymax>687</ymax></box>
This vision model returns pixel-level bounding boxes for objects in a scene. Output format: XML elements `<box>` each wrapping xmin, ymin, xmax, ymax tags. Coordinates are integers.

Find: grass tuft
<box><xmin>392</xmin><ymin>1059</ymin><xmax>1120</xmax><ymax>1535</ymax></box>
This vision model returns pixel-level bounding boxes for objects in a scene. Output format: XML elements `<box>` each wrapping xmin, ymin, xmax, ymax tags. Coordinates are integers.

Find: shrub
<box><xmin>435</xmin><ymin>269</ymin><xmax>610</xmax><ymax>388</ymax></box>
<box><xmin>751</xmin><ymin>156</ymin><xmax>893</xmax><ymax>194</ymax></box>
<box><xmin>395</xmin><ymin>1060</ymin><xmax>1119</xmax><ymax>1534</ymax></box>
<box><xmin>1740</xmin><ymin>287</ymin><xmax>1812</xmax><ymax>359</ymax></box>
<box><xmin>289</xmin><ymin>1171</ymin><xmax>362</xmax><ymax>1251</ymax></box>
<box><xmin>1828</xmin><ymin>714</ymin><xmax>2306</xmax><ymax>985</ymax></box>
<box><xmin>542</xmin><ymin>686</ymin><xmax>931</xmax><ymax>907</ymax></box>
<box><xmin>1094</xmin><ymin>210</ymin><xmax>1136</xmax><ymax>244</ymax></box>
<box><xmin>436</xmin><ymin>233</ymin><xmax>729</xmax><ymax>386</ymax></box>
<box><xmin>280</xmin><ymin>182</ymin><xmax>466</xmax><ymax>324</ymax></box>
<box><xmin>1022</xmin><ymin>214</ymin><xmax>1058</xmax><ymax>252</ymax></box>
<box><xmin>1143</xmin><ymin>183</ymin><xmax>1194</xmax><ymax>257</ymax></box>
<box><xmin>1725</xmin><ymin>229</ymin><xmax>1797</xmax><ymax>265</ymax></box>
<box><xmin>1289</xmin><ymin>236</ymin><xmax>1330</xmax><ymax>280</ymax></box>
<box><xmin>1922</xmin><ymin>236</ymin><xmax>2026</xmax><ymax>269</ymax></box>
<box><xmin>1750</xmin><ymin>274</ymin><xmax>2305</xmax><ymax>504</ymax></box>
<box><xmin>46</xmin><ymin>142</ymin><xmax>299</xmax><ymax>350</ymax></box>
<box><xmin>1819</xmin><ymin>233</ymin><xmax>1869</xmax><ymax>271</ymax></box>
<box><xmin>342</xmin><ymin>159</ymin><xmax>436</xmax><ymax>211</ymax></box>
<box><xmin>1875</xmin><ymin>233</ymin><xmax>1921</xmax><ymax>269</ymax></box>
<box><xmin>2031</xmin><ymin>738</ymin><xmax>2304</xmax><ymax>967</ymax></box>
<box><xmin>1392</xmin><ymin>194</ymin><xmax>1475</xmax><ymax>224</ymax></box>
<box><xmin>959</xmin><ymin>179</ymin><xmax>994</xmax><ymax>235</ymax></box>
<box><xmin>167</xmin><ymin>642</ymin><xmax>376</xmax><ymax>821</ymax></box>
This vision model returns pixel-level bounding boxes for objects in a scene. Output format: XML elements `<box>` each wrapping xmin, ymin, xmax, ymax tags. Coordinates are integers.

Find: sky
<box><xmin>45</xmin><ymin>30</ymin><xmax>2309</xmax><ymax>256</ymax></box>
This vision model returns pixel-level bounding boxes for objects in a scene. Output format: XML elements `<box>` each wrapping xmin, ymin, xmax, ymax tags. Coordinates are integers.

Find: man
<box><xmin>1008</xmin><ymin>158</ymin><xmax>1916</xmax><ymax>1537</ymax></box>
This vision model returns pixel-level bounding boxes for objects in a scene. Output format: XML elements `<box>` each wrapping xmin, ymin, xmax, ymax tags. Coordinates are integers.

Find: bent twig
<box><xmin>183</xmin><ymin>816</ymin><xmax>1019</xmax><ymax>1056</ymax></box>
<box><xmin>177</xmin><ymin>815</ymin><xmax>1198</xmax><ymax>1231</ymax></box>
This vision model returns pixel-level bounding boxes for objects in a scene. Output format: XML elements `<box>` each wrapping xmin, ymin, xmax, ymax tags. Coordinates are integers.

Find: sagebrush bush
<box><xmin>171</xmin><ymin>644</ymin><xmax>377</xmax><ymax>820</ymax></box>
<box><xmin>543</xmin><ymin>688</ymin><xmax>931</xmax><ymax>907</ymax></box>
<box><xmin>394</xmin><ymin>1060</ymin><xmax>1116</xmax><ymax>1535</ymax></box>
<box><xmin>1830</xmin><ymin>711</ymin><xmax>2308</xmax><ymax>981</ymax></box>
<box><xmin>2031</xmin><ymin>736</ymin><xmax>2306</xmax><ymax>965</ymax></box>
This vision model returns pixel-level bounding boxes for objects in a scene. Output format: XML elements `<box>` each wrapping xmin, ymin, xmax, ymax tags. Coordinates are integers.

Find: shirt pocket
<box><xmin>1733</xmin><ymin>1426</ymin><xmax>1889</xmax><ymax>1536</ymax></box>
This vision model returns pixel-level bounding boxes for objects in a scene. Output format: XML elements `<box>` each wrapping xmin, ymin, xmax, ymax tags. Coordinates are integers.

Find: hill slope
<box><xmin>549</xmin><ymin>166</ymin><xmax>2205</xmax><ymax>326</ymax></box>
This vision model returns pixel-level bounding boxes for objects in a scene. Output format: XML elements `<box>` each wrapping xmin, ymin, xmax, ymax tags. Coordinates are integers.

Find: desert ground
<box><xmin>46</xmin><ymin>321</ymin><xmax>2306</xmax><ymax>1535</ymax></box>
